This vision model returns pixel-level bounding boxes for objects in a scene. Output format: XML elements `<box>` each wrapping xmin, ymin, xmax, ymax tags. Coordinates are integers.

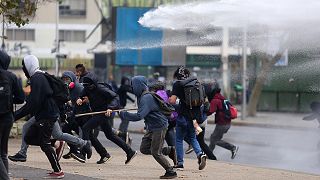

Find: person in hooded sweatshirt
<box><xmin>107</xmin><ymin>76</ymin><xmax>177</xmax><ymax>179</ymax></box>
<box><xmin>8</xmin><ymin>70</ymin><xmax>93</xmax><ymax>164</ymax></box>
<box><xmin>76</xmin><ymin>73</ymin><xmax>137</xmax><ymax>164</ymax></box>
<box><xmin>60</xmin><ymin>71</ymin><xmax>111</xmax><ymax>164</ymax></box>
<box><xmin>206</xmin><ymin>82</ymin><xmax>239</xmax><ymax>160</ymax></box>
<box><xmin>14</xmin><ymin>55</ymin><xmax>64</xmax><ymax>178</ymax></box>
<box><xmin>0</xmin><ymin>50</ymin><xmax>25</xmax><ymax>180</ymax></box>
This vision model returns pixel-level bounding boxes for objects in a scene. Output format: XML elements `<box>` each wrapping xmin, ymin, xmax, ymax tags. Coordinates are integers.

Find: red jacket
<box><xmin>208</xmin><ymin>93</ymin><xmax>231</xmax><ymax>125</ymax></box>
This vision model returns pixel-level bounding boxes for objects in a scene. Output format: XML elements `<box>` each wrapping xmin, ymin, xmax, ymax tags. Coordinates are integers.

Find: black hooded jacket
<box><xmin>80</xmin><ymin>73</ymin><xmax>120</xmax><ymax>111</ymax></box>
<box><xmin>14</xmin><ymin>55</ymin><xmax>59</xmax><ymax>121</ymax></box>
<box><xmin>0</xmin><ymin>51</ymin><xmax>25</xmax><ymax>120</ymax></box>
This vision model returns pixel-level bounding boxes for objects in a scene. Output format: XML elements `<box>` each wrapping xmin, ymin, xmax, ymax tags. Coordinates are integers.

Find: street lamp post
<box><xmin>241</xmin><ymin>27</ymin><xmax>247</xmax><ymax>120</ymax></box>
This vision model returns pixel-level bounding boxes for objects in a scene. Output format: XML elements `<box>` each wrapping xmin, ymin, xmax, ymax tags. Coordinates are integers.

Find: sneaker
<box><xmin>96</xmin><ymin>156</ymin><xmax>112</xmax><ymax>164</ymax></box>
<box><xmin>71</xmin><ymin>152</ymin><xmax>86</xmax><ymax>163</ymax></box>
<box><xmin>125</xmin><ymin>150</ymin><xmax>137</xmax><ymax>164</ymax></box>
<box><xmin>160</xmin><ymin>171</ymin><xmax>177</xmax><ymax>179</ymax></box>
<box><xmin>55</xmin><ymin>141</ymin><xmax>66</xmax><ymax>161</ymax></box>
<box><xmin>185</xmin><ymin>145</ymin><xmax>193</xmax><ymax>154</ymax></box>
<box><xmin>62</xmin><ymin>152</ymin><xmax>72</xmax><ymax>160</ymax></box>
<box><xmin>168</xmin><ymin>147</ymin><xmax>177</xmax><ymax>165</ymax></box>
<box><xmin>8</xmin><ymin>153</ymin><xmax>26</xmax><ymax>162</ymax></box>
<box><xmin>231</xmin><ymin>146</ymin><xmax>239</xmax><ymax>159</ymax></box>
<box><xmin>198</xmin><ymin>154</ymin><xmax>207</xmax><ymax>170</ymax></box>
<box><xmin>81</xmin><ymin>141</ymin><xmax>92</xmax><ymax>159</ymax></box>
<box><xmin>43</xmin><ymin>171</ymin><xmax>64</xmax><ymax>179</ymax></box>
<box><xmin>173</xmin><ymin>164</ymin><xmax>184</xmax><ymax>171</ymax></box>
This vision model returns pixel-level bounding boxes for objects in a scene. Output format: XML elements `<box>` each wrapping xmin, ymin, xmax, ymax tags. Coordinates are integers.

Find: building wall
<box><xmin>3</xmin><ymin>0</ymin><xmax>102</xmax><ymax>59</ymax></box>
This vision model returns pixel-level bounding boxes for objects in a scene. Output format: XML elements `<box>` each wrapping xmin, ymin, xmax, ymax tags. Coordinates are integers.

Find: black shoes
<box><xmin>125</xmin><ymin>150</ymin><xmax>137</xmax><ymax>164</ymax></box>
<box><xmin>8</xmin><ymin>153</ymin><xmax>26</xmax><ymax>162</ymax></box>
<box><xmin>71</xmin><ymin>152</ymin><xmax>86</xmax><ymax>163</ymax></box>
<box><xmin>96</xmin><ymin>156</ymin><xmax>112</xmax><ymax>164</ymax></box>
<box><xmin>173</xmin><ymin>164</ymin><xmax>184</xmax><ymax>171</ymax></box>
<box><xmin>62</xmin><ymin>151</ymin><xmax>72</xmax><ymax>159</ymax></box>
<box><xmin>160</xmin><ymin>171</ymin><xmax>177</xmax><ymax>179</ymax></box>
<box><xmin>198</xmin><ymin>154</ymin><xmax>207</xmax><ymax>170</ymax></box>
<box><xmin>82</xmin><ymin>140</ymin><xmax>92</xmax><ymax>159</ymax></box>
<box><xmin>231</xmin><ymin>146</ymin><xmax>239</xmax><ymax>159</ymax></box>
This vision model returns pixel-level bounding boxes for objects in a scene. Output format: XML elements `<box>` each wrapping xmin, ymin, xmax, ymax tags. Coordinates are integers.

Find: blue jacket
<box><xmin>119</xmin><ymin>76</ymin><xmax>168</xmax><ymax>131</ymax></box>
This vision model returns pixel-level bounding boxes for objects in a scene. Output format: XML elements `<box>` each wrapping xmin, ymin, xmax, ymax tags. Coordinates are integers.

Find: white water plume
<box><xmin>137</xmin><ymin>0</ymin><xmax>320</xmax><ymax>53</ymax></box>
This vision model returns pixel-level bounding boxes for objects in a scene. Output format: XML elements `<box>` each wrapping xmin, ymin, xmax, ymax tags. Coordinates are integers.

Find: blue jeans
<box><xmin>175</xmin><ymin>116</ymin><xmax>203</xmax><ymax>166</ymax></box>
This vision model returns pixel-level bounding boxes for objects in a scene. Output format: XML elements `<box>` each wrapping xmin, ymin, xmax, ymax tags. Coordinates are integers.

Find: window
<box><xmin>59</xmin><ymin>30</ymin><xmax>86</xmax><ymax>42</ymax></box>
<box><xmin>59</xmin><ymin>0</ymin><xmax>86</xmax><ymax>17</ymax></box>
<box><xmin>6</xmin><ymin>29</ymin><xmax>35</xmax><ymax>41</ymax></box>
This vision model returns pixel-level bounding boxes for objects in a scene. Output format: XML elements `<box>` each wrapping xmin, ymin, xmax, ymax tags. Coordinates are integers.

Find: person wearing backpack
<box><xmin>148</xmin><ymin>81</ymin><xmax>177</xmax><ymax>147</ymax></box>
<box><xmin>0</xmin><ymin>50</ymin><xmax>25</xmax><ymax>180</ymax></box>
<box><xmin>76</xmin><ymin>73</ymin><xmax>137</xmax><ymax>164</ymax></box>
<box><xmin>106</xmin><ymin>76</ymin><xmax>177</xmax><ymax>179</ymax></box>
<box><xmin>169</xmin><ymin>66</ymin><xmax>207</xmax><ymax>171</ymax></box>
<box><xmin>14</xmin><ymin>55</ymin><xmax>64</xmax><ymax>178</ymax></box>
<box><xmin>206</xmin><ymin>82</ymin><xmax>239</xmax><ymax>159</ymax></box>
<box><xmin>9</xmin><ymin>71</ymin><xmax>93</xmax><ymax>164</ymax></box>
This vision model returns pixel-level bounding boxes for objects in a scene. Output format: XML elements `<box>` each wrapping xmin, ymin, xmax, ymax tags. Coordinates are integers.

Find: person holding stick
<box><xmin>76</xmin><ymin>73</ymin><xmax>137</xmax><ymax>164</ymax></box>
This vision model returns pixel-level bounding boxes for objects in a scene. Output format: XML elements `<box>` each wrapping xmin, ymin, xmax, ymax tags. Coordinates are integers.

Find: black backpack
<box><xmin>181</xmin><ymin>78</ymin><xmax>206</xmax><ymax>109</ymax></box>
<box><xmin>142</xmin><ymin>91</ymin><xmax>175</xmax><ymax>117</ymax></box>
<box><xmin>0</xmin><ymin>70</ymin><xmax>12</xmax><ymax>114</ymax></box>
<box><xmin>44</xmin><ymin>72</ymin><xmax>70</xmax><ymax>106</ymax></box>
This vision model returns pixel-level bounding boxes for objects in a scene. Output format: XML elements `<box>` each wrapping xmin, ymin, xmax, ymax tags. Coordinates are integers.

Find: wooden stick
<box><xmin>75</xmin><ymin>108</ymin><xmax>138</xmax><ymax>118</ymax></box>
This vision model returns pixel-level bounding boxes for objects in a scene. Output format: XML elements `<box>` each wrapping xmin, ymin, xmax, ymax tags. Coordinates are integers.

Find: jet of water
<box><xmin>138</xmin><ymin>0</ymin><xmax>320</xmax><ymax>52</ymax></box>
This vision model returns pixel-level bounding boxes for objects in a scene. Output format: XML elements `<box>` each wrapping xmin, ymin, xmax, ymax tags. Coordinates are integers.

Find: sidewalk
<box><xmin>8</xmin><ymin>138</ymin><xmax>320</xmax><ymax>180</ymax></box>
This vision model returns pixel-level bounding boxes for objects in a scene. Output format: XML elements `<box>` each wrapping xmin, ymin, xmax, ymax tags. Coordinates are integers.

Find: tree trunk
<box><xmin>247</xmin><ymin>54</ymin><xmax>282</xmax><ymax>116</ymax></box>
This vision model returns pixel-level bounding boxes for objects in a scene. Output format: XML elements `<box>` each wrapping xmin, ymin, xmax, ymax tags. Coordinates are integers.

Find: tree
<box><xmin>0</xmin><ymin>0</ymin><xmax>54</xmax><ymax>27</ymax></box>
<box><xmin>247</xmin><ymin>53</ymin><xmax>282</xmax><ymax>116</ymax></box>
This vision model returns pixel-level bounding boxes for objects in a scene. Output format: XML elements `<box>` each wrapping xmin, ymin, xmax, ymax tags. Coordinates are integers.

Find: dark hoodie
<box><xmin>0</xmin><ymin>51</ymin><xmax>25</xmax><ymax>119</ymax></box>
<box><xmin>119</xmin><ymin>76</ymin><xmax>168</xmax><ymax>132</ymax></box>
<box><xmin>80</xmin><ymin>73</ymin><xmax>119</xmax><ymax>111</ymax></box>
<box><xmin>62</xmin><ymin>71</ymin><xmax>90</xmax><ymax>114</ymax></box>
<box><xmin>15</xmin><ymin>55</ymin><xmax>59</xmax><ymax>121</ymax></box>
<box><xmin>62</xmin><ymin>71</ymin><xmax>83</xmax><ymax>104</ymax></box>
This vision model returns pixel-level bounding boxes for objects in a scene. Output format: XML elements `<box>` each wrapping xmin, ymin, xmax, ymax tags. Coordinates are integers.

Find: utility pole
<box><xmin>55</xmin><ymin>1</ymin><xmax>60</xmax><ymax>76</ymax></box>
<box><xmin>221</xmin><ymin>27</ymin><xmax>230</xmax><ymax>99</ymax></box>
<box><xmin>241</xmin><ymin>27</ymin><xmax>247</xmax><ymax>120</ymax></box>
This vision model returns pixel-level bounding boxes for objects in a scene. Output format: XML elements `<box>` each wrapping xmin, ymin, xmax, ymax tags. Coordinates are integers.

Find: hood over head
<box><xmin>23</xmin><ymin>55</ymin><xmax>43</xmax><ymax>77</ymax></box>
<box><xmin>0</xmin><ymin>50</ymin><xmax>11</xmax><ymax>70</ymax></box>
<box><xmin>82</xmin><ymin>73</ymin><xmax>99</xmax><ymax>86</ymax></box>
<box><xmin>131</xmin><ymin>76</ymin><xmax>148</xmax><ymax>97</ymax></box>
<box><xmin>62</xmin><ymin>71</ymin><xmax>77</xmax><ymax>82</ymax></box>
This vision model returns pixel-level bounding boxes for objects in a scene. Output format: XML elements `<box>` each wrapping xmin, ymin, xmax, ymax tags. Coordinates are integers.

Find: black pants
<box><xmin>82</xmin><ymin>114</ymin><xmax>133</xmax><ymax>156</ymax></box>
<box><xmin>184</xmin><ymin>127</ymin><xmax>217</xmax><ymax>160</ymax></box>
<box><xmin>25</xmin><ymin>118</ymin><xmax>61</xmax><ymax>172</ymax></box>
<box><xmin>0</xmin><ymin>114</ymin><xmax>13</xmax><ymax>180</ymax></box>
<box><xmin>62</xmin><ymin>116</ymin><xmax>109</xmax><ymax>157</ymax></box>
